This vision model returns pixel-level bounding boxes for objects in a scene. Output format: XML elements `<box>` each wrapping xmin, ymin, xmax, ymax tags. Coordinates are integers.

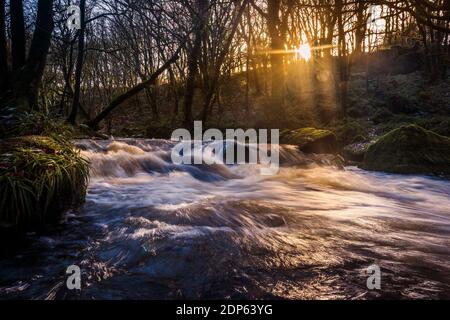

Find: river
<box><xmin>0</xmin><ymin>138</ymin><xmax>449</xmax><ymax>299</ymax></box>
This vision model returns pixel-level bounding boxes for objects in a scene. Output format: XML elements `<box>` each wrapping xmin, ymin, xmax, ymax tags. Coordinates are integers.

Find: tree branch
<box><xmin>87</xmin><ymin>47</ymin><xmax>182</xmax><ymax>129</ymax></box>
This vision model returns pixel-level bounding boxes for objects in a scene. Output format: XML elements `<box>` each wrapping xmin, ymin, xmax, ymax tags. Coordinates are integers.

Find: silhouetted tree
<box><xmin>13</xmin><ymin>0</ymin><xmax>55</xmax><ymax>111</ymax></box>
<box><xmin>0</xmin><ymin>0</ymin><xmax>8</xmax><ymax>93</ymax></box>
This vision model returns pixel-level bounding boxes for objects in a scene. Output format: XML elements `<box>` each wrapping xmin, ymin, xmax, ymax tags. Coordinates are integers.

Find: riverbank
<box><xmin>0</xmin><ymin>135</ymin><xmax>89</xmax><ymax>252</ymax></box>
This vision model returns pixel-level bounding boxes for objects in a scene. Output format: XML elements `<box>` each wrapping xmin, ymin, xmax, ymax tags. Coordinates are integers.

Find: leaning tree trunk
<box><xmin>87</xmin><ymin>49</ymin><xmax>181</xmax><ymax>129</ymax></box>
<box><xmin>13</xmin><ymin>0</ymin><xmax>54</xmax><ymax>111</ymax></box>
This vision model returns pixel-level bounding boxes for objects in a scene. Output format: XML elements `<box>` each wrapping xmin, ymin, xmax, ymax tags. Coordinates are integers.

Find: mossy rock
<box><xmin>361</xmin><ymin>125</ymin><xmax>450</xmax><ymax>176</ymax></box>
<box><xmin>280</xmin><ymin>128</ymin><xmax>338</xmax><ymax>154</ymax></box>
<box><xmin>0</xmin><ymin>136</ymin><xmax>89</xmax><ymax>234</ymax></box>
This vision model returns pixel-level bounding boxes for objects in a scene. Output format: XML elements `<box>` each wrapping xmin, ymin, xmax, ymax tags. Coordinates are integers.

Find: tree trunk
<box><xmin>336</xmin><ymin>0</ymin><xmax>348</xmax><ymax>120</ymax></box>
<box><xmin>267</xmin><ymin>0</ymin><xmax>285</xmax><ymax>119</ymax></box>
<box><xmin>183</xmin><ymin>0</ymin><xmax>209</xmax><ymax>128</ymax></box>
<box><xmin>68</xmin><ymin>0</ymin><xmax>86</xmax><ymax>124</ymax></box>
<box><xmin>10</xmin><ymin>0</ymin><xmax>26</xmax><ymax>72</ymax></box>
<box><xmin>59</xmin><ymin>37</ymin><xmax>76</xmax><ymax>115</ymax></box>
<box><xmin>201</xmin><ymin>0</ymin><xmax>249</xmax><ymax>122</ymax></box>
<box><xmin>0</xmin><ymin>0</ymin><xmax>8</xmax><ymax>94</ymax></box>
<box><xmin>13</xmin><ymin>0</ymin><xmax>54</xmax><ymax>111</ymax></box>
<box><xmin>168</xmin><ymin>67</ymin><xmax>179</xmax><ymax>116</ymax></box>
<box><xmin>354</xmin><ymin>3</ymin><xmax>366</xmax><ymax>56</ymax></box>
<box><xmin>145</xmin><ymin>87</ymin><xmax>159</xmax><ymax>120</ymax></box>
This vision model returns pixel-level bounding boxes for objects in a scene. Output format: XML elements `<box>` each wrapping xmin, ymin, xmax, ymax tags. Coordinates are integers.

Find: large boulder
<box><xmin>280</xmin><ymin>128</ymin><xmax>338</xmax><ymax>154</ymax></box>
<box><xmin>361</xmin><ymin>125</ymin><xmax>450</xmax><ymax>176</ymax></box>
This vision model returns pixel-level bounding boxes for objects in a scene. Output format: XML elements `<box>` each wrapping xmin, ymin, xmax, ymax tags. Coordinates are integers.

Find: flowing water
<box><xmin>0</xmin><ymin>138</ymin><xmax>449</xmax><ymax>299</ymax></box>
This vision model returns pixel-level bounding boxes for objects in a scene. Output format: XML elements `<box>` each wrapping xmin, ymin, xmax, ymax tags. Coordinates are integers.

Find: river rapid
<box><xmin>0</xmin><ymin>138</ymin><xmax>449</xmax><ymax>299</ymax></box>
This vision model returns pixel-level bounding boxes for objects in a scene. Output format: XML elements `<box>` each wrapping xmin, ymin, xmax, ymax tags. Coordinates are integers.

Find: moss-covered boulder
<box><xmin>361</xmin><ymin>125</ymin><xmax>450</xmax><ymax>176</ymax></box>
<box><xmin>0</xmin><ymin>136</ymin><xmax>89</xmax><ymax>234</ymax></box>
<box><xmin>280</xmin><ymin>128</ymin><xmax>338</xmax><ymax>154</ymax></box>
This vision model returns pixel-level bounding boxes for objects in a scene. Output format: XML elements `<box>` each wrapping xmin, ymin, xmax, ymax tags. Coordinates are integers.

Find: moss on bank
<box><xmin>0</xmin><ymin>135</ymin><xmax>89</xmax><ymax>231</ymax></box>
<box><xmin>361</xmin><ymin>125</ymin><xmax>450</xmax><ymax>176</ymax></box>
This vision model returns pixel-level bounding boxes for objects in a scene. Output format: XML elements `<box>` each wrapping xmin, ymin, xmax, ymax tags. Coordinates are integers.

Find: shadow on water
<box><xmin>0</xmin><ymin>138</ymin><xmax>449</xmax><ymax>299</ymax></box>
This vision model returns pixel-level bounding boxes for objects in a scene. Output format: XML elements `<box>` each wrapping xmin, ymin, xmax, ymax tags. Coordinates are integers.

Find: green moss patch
<box><xmin>361</xmin><ymin>125</ymin><xmax>450</xmax><ymax>176</ymax></box>
<box><xmin>280</xmin><ymin>128</ymin><xmax>338</xmax><ymax>154</ymax></box>
<box><xmin>0</xmin><ymin>136</ymin><xmax>89</xmax><ymax>230</ymax></box>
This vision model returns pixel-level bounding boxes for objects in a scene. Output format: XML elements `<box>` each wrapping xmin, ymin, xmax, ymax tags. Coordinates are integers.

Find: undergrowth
<box><xmin>0</xmin><ymin>129</ymin><xmax>89</xmax><ymax>229</ymax></box>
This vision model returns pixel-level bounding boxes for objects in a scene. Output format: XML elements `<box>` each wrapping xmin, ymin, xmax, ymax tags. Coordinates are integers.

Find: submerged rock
<box><xmin>280</xmin><ymin>128</ymin><xmax>338</xmax><ymax>154</ymax></box>
<box><xmin>361</xmin><ymin>125</ymin><xmax>450</xmax><ymax>176</ymax></box>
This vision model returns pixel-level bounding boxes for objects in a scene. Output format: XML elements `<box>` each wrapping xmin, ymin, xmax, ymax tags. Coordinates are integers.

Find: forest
<box><xmin>0</xmin><ymin>0</ymin><xmax>449</xmax><ymax>300</ymax></box>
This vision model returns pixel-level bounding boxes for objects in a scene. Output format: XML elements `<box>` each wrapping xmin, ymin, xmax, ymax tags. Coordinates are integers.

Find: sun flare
<box><xmin>297</xmin><ymin>44</ymin><xmax>312</xmax><ymax>61</ymax></box>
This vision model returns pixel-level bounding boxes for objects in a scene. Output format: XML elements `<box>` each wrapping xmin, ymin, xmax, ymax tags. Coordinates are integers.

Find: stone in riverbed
<box><xmin>361</xmin><ymin>124</ymin><xmax>450</xmax><ymax>176</ymax></box>
<box><xmin>280</xmin><ymin>128</ymin><xmax>338</xmax><ymax>154</ymax></box>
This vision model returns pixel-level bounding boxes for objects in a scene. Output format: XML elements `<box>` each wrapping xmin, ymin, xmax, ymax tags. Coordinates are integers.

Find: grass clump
<box><xmin>4</xmin><ymin>111</ymin><xmax>75</xmax><ymax>138</ymax></box>
<box><xmin>1</xmin><ymin>111</ymin><xmax>105</xmax><ymax>140</ymax></box>
<box><xmin>361</xmin><ymin>124</ymin><xmax>450</xmax><ymax>176</ymax></box>
<box><xmin>0</xmin><ymin>135</ymin><xmax>89</xmax><ymax>230</ymax></box>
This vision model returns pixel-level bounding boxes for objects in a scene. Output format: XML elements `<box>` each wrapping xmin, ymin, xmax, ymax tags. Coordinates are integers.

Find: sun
<box><xmin>297</xmin><ymin>44</ymin><xmax>312</xmax><ymax>61</ymax></box>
